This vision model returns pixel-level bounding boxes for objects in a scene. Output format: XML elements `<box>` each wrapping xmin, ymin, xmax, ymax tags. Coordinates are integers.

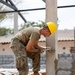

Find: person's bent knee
<box><xmin>16</xmin><ymin>56</ymin><xmax>28</xmax><ymax>75</ymax></box>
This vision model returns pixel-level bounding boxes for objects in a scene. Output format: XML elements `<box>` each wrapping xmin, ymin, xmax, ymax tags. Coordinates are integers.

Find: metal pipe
<box><xmin>0</xmin><ymin>0</ymin><xmax>27</xmax><ymax>23</ymax></box>
<box><xmin>0</xmin><ymin>0</ymin><xmax>16</xmax><ymax>9</ymax></box>
<box><xmin>0</xmin><ymin>5</ymin><xmax>75</xmax><ymax>14</ymax></box>
<box><xmin>8</xmin><ymin>0</ymin><xmax>27</xmax><ymax>23</ymax></box>
<box><xmin>0</xmin><ymin>8</ymin><xmax>45</xmax><ymax>14</ymax></box>
<box><xmin>74</xmin><ymin>27</ymin><xmax>75</xmax><ymax>47</ymax></box>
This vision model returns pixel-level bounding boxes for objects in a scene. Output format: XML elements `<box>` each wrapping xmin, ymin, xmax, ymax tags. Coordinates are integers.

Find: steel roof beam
<box><xmin>0</xmin><ymin>0</ymin><xmax>27</xmax><ymax>23</ymax></box>
<box><xmin>0</xmin><ymin>5</ymin><xmax>75</xmax><ymax>14</ymax></box>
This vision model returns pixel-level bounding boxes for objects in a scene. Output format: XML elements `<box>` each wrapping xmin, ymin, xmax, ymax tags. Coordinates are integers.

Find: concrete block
<box><xmin>57</xmin><ymin>60</ymin><xmax>72</xmax><ymax>69</ymax></box>
<box><xmin>57</xmin><ymin>71</ymin><xmax>71</xmax><ymax>75</ymax></box>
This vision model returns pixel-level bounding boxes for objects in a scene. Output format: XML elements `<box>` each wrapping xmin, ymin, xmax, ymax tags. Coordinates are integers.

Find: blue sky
<box><xmin>0</xmin><ymin>0</ymin><xmax>75</xmax><ymax>30</ymax></box>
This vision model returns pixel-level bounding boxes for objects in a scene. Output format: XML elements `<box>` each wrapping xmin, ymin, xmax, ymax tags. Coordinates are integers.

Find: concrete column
<box><xmin>46</xmin><ymin>0</ymin><xmax>57</xmax><ymax>75</ymax></box>
<box><xmin>14</xmin><ymin>12</ymin><xmax>18</xmax><ymax>34</ymax></box>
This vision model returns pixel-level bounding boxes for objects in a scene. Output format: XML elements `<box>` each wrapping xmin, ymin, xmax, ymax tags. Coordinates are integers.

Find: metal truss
<box><xmin>0</xmin><ymin>0</ymin><xmax>27</xmax><ymax>23</ymax></box>
<box><xmin>0</xmin><ymin>0</ymin><xmax>75</xmax><ymax>23</ymax></box>
<box><xmin>0</xmin><ymin>5</ymin><xmax>75</xmax><ymax>14</ymax></box>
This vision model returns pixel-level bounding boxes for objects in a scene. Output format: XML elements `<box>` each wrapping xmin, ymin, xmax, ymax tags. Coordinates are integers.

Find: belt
<box><xmin>12</xmin><ymin>38</ymin><xmax>26</xmax><ymax>46</ymax></box>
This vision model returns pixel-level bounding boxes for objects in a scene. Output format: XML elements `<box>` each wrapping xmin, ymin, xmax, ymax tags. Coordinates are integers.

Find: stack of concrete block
<box><xmin>55</xmin><ymin>54</ymin><xmax>75</xmax><ymax>75</ymax></box>
<box><xmin>71</xmin><ymin>53</ymin><xmax>75</xmax><ymax>75</ymax></box>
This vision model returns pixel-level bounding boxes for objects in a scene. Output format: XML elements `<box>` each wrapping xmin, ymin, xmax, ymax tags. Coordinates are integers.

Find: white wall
<box><xmin>58</xmin><ymin>41</ymin><xmax>74</xmax><ymax>54</ymax></box>
<box><xmin>0</xmin><ymin>43</ymin><xmax>14</xmax><ymax>55</ymax></box>
<box><xmin>0</xmin><ymin>41</ymin><xmax>74</xmax><ymax>55</ymax></box>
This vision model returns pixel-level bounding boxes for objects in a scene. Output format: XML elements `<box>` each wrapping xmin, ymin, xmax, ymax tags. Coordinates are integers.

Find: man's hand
<box><xmin>43</xmin><ymin>47</ymin><xmax>55</xmax><ymax>52</ymax></box>
<box><xmin>45</xmin><ymin>47</ymin><xmax>51</xmax><ymax>50</ymax></box>
<box><xmin>37</xmin><ymin>49</ymin><xmax>44</xmax><ymax>53</ymax></box>
<box><xmin>37</xmin><ymin>47</ymin><xmax>55</xmax><ymax>53</ymax></box>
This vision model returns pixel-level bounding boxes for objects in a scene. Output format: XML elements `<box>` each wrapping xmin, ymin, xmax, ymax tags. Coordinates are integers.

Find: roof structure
<box><xmin>0</xmin><ymin>0</ymin><xmax>27</xmax><ymax>23</ymax></box>
<box><xmin>58</xmin><ymin>30</ymin><xmax>74</xmax><ymax>41</ymax></box>
<box><xmin>0</xmin><ymin>30</ymin><xmax>74</xmax><ymax>43</ymax></box>
<box><xmin>0</xmin><ymin>34</ymin><xmax>14</xmax><ymax>43</ymax></box>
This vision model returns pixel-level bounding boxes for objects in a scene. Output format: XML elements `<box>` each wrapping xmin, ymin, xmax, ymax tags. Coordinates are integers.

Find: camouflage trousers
<box><xmin>10</xmin><ymin>38</ymin><xmax>40</xmax><ymax>75</ymax></box>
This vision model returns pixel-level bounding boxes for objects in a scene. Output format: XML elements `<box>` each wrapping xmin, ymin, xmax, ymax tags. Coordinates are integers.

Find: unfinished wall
<box><xmin>58</xmin><ymin>41</ymin><xmax>74</xmax><ymax>54</ymax></box>
<box><xmin>0</xmin><ymin>43</ymin><xmax>14</xmax><ymax>55</ymax></box>
<box><xmin>55</xmin><ymin>53</ymin><xmax>75</xmax><ymax>75</ymax></box>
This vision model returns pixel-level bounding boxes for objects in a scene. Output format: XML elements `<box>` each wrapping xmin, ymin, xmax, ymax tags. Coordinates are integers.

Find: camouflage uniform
<box><xmin>10</xmin><ymin>27</ymin><xmax>41</xmax><ymax>75</ymax></box>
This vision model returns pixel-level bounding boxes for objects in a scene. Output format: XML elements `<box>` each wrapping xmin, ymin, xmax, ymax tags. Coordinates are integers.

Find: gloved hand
<box><xmin>40</xmin><ymin>49</ymin><xmax>45</xmax><ymax>53</ymax></box>
<box><xmin>33</xmin><ymin>47</ymin><xmax>44</xmax><ymax>53</ymax></box>
<box><xmin>43</xmin><ymin>47</ymin><xmax>55</xmax><ymax>52</ymax></box>
<box><xmin>48</xmin><ymin>47</ymin><xmax>55</xmax><ymax>53</ymax></box>
<box><xmin>41</xmin><ymin>47</ymin><xmax>51</xmax><ymax>51</ymax></box>
<box><xmin>45</xmin><ymin>47</ymin><xmax>51</xmax><ymax>50</ymax></box>
<box><xmin>37</xmin><ymin>49</ymin><xmax>44</xmax><ymax>53</ymax></box>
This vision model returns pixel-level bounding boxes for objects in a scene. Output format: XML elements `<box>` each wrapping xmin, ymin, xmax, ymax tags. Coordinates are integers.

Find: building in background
<box><xmin>0</xmin><ymin>29</ymin><xmax>74</xmax><ymax>74</ymax></box>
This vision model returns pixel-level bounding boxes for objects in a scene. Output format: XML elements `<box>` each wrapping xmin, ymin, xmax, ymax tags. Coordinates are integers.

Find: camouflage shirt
<box><xmin>15</xmin><ymin>27</ymin><xmax>41</xmax><ymax>45</ymax></box>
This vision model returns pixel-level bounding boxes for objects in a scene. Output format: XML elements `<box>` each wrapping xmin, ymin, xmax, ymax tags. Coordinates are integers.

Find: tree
<box><xmin>0</xmin><ymin>4</ymin><xmax>7</xmax><ymax>22</ymax></box>
<box><xmin>0</xmin><ymin>27</ymin><xmax>13</xmax><ymax>36</ymax></box>
<box><xmin>0</xmin><ymin>0</ymin><xmax>22</xmax><ymax>23</ymax></box>
<box><xmin>19</xmin><ymin>21</ymin><xmax>45</xmax><ymax>30</ymax></box>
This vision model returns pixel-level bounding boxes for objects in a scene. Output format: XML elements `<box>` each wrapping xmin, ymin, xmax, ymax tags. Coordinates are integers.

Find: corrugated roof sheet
<box><xmin>58</xmin><ymin>30</ymin><xmax>74</xmax><ymax>41</ymax></box>
<box><xmin>0</xmin><ymin>34</ymin><xmax>14</xmax><ymax>43</ymax></box>
<box><xmin>0</xmin><ymin>29</ymin><xmax>74</xmax><ymax>43</ymax></box>
<box><xmin>0</xmin><ymin>34</ymin><xmax>45</xmax><ymax>43</ymax></box>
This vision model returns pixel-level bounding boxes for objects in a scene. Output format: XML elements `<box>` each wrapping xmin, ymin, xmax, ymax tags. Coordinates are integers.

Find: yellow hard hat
<box><xmin>46</xmin><ymin>22</ymin><xmax>57</xmax><ymax>34</ymax></box>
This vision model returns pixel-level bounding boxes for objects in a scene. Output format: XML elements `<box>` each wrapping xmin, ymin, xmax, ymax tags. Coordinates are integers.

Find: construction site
<box><xmin>0</xmin><ymin>0</ymin><xmax>75</xmax><ymax>75</ymax></box>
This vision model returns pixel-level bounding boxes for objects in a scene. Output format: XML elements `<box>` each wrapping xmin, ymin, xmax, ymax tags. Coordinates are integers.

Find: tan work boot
<box><xmin>31</xmin><ymin>71</ymin><xmax>39</xmax><ymax>75</ymax></box>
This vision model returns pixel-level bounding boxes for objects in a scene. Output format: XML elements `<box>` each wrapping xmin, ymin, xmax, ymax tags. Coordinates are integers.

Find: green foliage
<box><xmin>0</xmin><ymin>21</ymin><xmax>45</xmax><ymax>36</ymax></box>
<box><xmin>0</xmin><ymin>4</ymin><xmax>7</xmax><ymax>22</ymax></box>
<box><xmin>37</xmin><ymin>21</ymin><xmax>45</xmax><ymax>27</ymax></box>
<box><xmin>0</xmin><ymin>14</ymin><xmax>6</xmax><ymax>22</ymax></box>
<box><xmin>19</xmin><ymin>21</ymin><xmax>45</xmax><ymax>30</ymax></box>
<box><xmin>0</xmin><ymin>27</ymin><xmax>12</xmax><ymax>36</ymax></box>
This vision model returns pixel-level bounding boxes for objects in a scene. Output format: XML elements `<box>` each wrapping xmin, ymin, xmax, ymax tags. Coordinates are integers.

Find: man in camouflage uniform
<box><xmin>10</xmin><ymin>22</ymin><xmax>57</xmax><ymax>75</ymax></box>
